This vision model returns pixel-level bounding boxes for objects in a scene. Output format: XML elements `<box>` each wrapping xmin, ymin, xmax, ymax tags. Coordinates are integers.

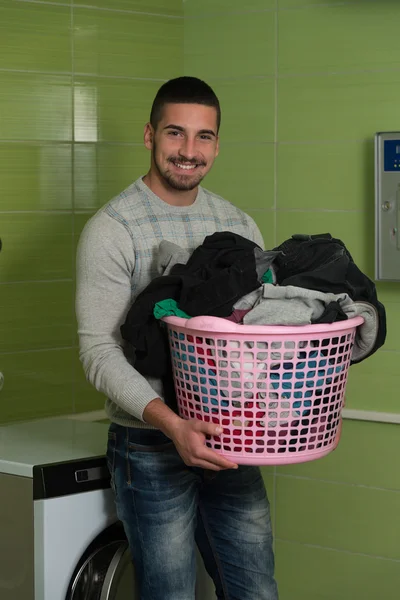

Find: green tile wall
<box><xmin>1</xmin><ymin>0</ymin><xmax>399</xmax><ymax>595</ymax></box>
<box><xmin>184</xmin><ymin>1</ymin><xmax>400</xmax><ymax>598</ymax></box>
<box><xmin>73</xmin><ymin>9</ymin><xmax>182</xmax><ymax>79</ymax></box>
<box><xmin>0</xmin><ymin>0</ymin><xmax>183</xmax><ymax>423</ymax></box>
<box><xmin>184</xmin><ymin>0</ymin><xmax>400</xmax><ymax>412</ymax></box>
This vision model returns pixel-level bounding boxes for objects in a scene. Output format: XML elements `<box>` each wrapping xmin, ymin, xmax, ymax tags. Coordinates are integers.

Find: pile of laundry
<box><xmin>122</xmin><ymin>231</ymin><xmax>386</xmax><ymax>365</ymax></box>
<box><xmin>121</xmin><ymin>232</ymin><xmax>386</xmax><ymax>431</ymax></box>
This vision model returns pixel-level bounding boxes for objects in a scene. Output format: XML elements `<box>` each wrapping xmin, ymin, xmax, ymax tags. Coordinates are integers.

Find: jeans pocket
<box><xmin>127</xmin><ymin>440</ymin><xmax>175</xmax><ymax>453</ymax></box>
<box><xmin>127</xmin><ymin>428</ymin><xmax>176</xmax><ymax>453</ymax></box>
<box><xmin>106</xmin><ymin>430</ymin><xmax>117</xmax><ymax>496</ymax></box>
<box><xmin>125</xmin><ymin>430</ymin><xmax>178</xmax><ymax>485</ymax></box>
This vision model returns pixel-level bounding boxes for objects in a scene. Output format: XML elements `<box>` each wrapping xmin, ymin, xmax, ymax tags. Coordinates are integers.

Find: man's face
<box><xmin>145</xmin><ymin>103</ymin><xmax>220</xmax><ymax>191</ymax></box>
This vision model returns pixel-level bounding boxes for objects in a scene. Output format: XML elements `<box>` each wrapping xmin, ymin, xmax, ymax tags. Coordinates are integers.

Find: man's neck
<box><xmin>142</xmin><ymin>172</ymin><xmax>198</xmax><ymax>207</ymax></box>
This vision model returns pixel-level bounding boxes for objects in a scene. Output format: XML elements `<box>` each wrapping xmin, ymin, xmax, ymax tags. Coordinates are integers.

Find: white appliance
<box><xmin>0</xmin><ymin>418</ymin><xmax>215</xmax><ymax>600</ymax></box>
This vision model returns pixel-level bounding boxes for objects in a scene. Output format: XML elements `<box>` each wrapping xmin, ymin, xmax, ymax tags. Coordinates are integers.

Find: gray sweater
<box><xmin>75</xmin><ymin>177</ymin><xmax>264</xmax><ymax>429</ymax></box>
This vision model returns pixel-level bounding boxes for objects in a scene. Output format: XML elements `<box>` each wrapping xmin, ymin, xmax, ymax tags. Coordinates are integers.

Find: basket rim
<box><xmin>161</xmin><ymin>314</ymin><xmax>364</xmax><ymax>335</ymax></box>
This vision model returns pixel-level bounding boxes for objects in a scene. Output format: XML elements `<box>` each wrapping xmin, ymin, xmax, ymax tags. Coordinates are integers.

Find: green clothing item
<box><xmin>153</xmin><ymin>298</ymin><xmax>191</xmax><ymax>320</ymax></box>
<box><xmin>261</xmin><ymin>269</ymin><xmax>273</xmax><ymax>284</ymax></box>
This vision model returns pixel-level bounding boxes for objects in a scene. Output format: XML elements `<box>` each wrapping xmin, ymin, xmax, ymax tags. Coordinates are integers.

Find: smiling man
<box><xmin>144</xmin><ymin>102</ymin><xmax>218</xmax><ymax>196</ymax></box>
<box><xmin>76</xmin><ymin>77</ymin><xmax>278</xmax><ymax>600</ymax></box>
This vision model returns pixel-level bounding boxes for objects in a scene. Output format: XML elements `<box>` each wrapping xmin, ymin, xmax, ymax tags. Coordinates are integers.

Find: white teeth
<box><xmin>174</xmin><ymin>162</ymin><xmax>196</xmax><ymax>170</ymax></box>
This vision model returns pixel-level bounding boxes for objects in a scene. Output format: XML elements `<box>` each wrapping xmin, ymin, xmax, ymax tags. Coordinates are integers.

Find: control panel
<box><xmin>375</xmin><ymin>132</ymin><xmax>400</xmax><ymax>280</ymax></box>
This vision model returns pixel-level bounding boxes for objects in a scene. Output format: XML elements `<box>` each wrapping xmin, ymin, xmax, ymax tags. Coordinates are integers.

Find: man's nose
<box><xmin>179</xmin><ymin>137</ymin><xmax>196</xmax><ymax>160</ymax></box>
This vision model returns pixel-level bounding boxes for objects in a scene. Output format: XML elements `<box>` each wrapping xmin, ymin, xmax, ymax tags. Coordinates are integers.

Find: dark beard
<box><xmin>153</xmin><ymin>145</ymin><xmax>206</xmax><ymax>191</ymax></box>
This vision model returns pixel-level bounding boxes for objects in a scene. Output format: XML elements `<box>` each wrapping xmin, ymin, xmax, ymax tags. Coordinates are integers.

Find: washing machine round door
<box><xmin>100</xmin><ymin>543</ymin><xmax>136</xmax><ymax>600</ymax></box>
<box><xmin>68</xmin><ymin>538</ymin><xmax>137</xmax><ymax>599</ymax></box>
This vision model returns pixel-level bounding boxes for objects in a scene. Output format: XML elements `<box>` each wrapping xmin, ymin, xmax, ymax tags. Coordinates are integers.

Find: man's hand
<box><xmin>143</xmin><ymin>397</ymin><xmax>238</xmax><ymax>471</ymax></box>
<box><xmin>168</xmin><ymin>418</ymin><xmax>238</xmax><ymax>471</ymax></box>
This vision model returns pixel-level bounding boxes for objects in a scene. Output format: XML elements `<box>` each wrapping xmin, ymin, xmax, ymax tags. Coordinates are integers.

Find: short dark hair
<box><xmin>150</xmin><ymin>76</ymin><xmax>221</xmax><ymax>132</ymax></box>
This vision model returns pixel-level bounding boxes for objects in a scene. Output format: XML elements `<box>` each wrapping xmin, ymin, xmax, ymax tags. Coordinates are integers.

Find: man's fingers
<box><xmin>193</xmin><ymin>419</ymin><xmax>224</xmax><ymax>437</ymax></box>
<box><xmin>174</xmin><ymin>418</ymin><xmax>238</xmax><ymax>470</ymax></box>
<box><xmin>194</xmin><ymin>445</ymin><xmax>238</xmax><ymax>470</ymax></box>
<box><xmin>189</xmin><ymin>460</ymin><xmax>222</xmax><ymax>471</ymax></box>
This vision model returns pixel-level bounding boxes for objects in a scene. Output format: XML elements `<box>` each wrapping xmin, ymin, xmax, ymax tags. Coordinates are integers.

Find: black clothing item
<box><xmin>121</xmin><ymin>276</ymin><xmax>183</xmax><ymax>378</ymax></box>
<box><xmin>170</xmin><ymin>231</ymin><xmax>261</xmax><ymax>316</ymax></box>
<box><xmin>273</xmin><ymin>233</ymin><xmax>386</xmax><ymax>362</ymax></box>
<box><xmin>273</xmin><ymin>233</ymin><xmax>349</xmax><ymax>283</ymax></box>
<box><xmin>121</xmin><ymin>232</ymin><xmax>261</xmax><ymax>380</ymax></box>
<box><xmin>312</xmin><ymin>301</ymin><xmax>348</xmax><ymax>324</ymax></box>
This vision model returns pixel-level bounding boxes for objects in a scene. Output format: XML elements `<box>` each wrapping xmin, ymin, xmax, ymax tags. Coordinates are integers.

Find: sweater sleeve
<box><xmin>75</xmin><ymin>211</ymin><xmax>160</xmax><ymax>421</ymax></box>
<box><xmin>245</xmin><ymin>213</ymin><xmax>265</xmax><ymax>250</ymax></box>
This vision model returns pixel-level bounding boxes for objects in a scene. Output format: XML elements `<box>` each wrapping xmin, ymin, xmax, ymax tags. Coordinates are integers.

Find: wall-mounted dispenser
<box><xmin>375</xmin><ymin>132</ymin><xmax>400</xmax><ymax>281</ymax></box>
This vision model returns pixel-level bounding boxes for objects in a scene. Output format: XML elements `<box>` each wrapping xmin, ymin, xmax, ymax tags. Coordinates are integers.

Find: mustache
<box><xmin>168</xmin><ymin>156</ymin><xmax>207</xmax><ymax>167</ymax></box>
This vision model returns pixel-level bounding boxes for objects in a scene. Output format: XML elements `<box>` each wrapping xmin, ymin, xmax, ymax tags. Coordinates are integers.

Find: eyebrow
<box><xmin>164</xmin><ymin>124</ymin><xmax>217</xmax><ymax>137</ymax></box>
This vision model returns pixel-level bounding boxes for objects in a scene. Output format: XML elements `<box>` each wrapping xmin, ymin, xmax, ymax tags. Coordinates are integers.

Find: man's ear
<box><xmin>144</xmin><ymin>122</ymin><xmax>154</xmax><ymax>150</ymax></box>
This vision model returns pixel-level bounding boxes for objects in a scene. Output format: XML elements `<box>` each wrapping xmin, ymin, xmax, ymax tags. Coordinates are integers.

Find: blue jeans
<box><xmin>107</xmin><ymin>423</ymin><xmax>278</xmax><ymax>600</ymax></box>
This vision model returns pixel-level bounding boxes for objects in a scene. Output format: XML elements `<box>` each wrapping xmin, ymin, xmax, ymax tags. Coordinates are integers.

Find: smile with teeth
<box><xmin>172</xmin><ymin>161</ymin><xmax>200</xmax><ymax>171</ymax></box>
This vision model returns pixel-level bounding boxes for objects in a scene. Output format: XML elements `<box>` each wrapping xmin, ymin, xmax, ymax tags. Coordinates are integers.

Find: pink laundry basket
<box><xmin>162</xmin><ymin>314</ymin><xmax>364</xmax><ymax>466</ymax></box>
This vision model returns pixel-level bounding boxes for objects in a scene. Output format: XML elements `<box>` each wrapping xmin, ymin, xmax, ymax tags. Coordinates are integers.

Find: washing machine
<box><xmin>0</xmin><ymin>418</ymin><xmax>215</xmax><ymax>600</ymax></box>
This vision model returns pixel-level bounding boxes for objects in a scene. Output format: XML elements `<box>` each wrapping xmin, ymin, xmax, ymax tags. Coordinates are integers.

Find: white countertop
<box><xmin>0</xmin><ymin>418</ymin><xmax>109</xmax><ymax>478</ymax></box>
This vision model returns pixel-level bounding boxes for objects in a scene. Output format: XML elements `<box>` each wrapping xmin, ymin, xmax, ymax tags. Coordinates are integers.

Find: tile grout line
<box><xmin>5</xmin><ymin>61</ymin><xmax>400</xmax><ymax>80</ymax></box>
<box><xmin>276</xmin><ymin>472</ymin><xmax>400</xmax><ymax>494</ymax></box>
<box><xmin>278</xmin><ymin>66</ymin><xmax>400</xmax><ymax>78</ymax></box>
<box><xmin>0</xmin><ymin>279</ymin><xmax>73</xmax><ymax>285</ymax></box>
<box><xmin>184</xmin><ymin>8</ymin><xmax>275</xmax><ymax>19</ymax></box>
<box><xmin>13</xmin><ymin>0</ymin><xmax>183</xmax><ymax>19</ymax></box>
<box><xmin>0</xmin><ymin>66</ymin><xmax>269</xmax><ymax>83</ymax></box>
<box><xmin>276</xmin><ymin>139</ymin><xmax>371</xmax><ymax>146</ymax></box>
<box><xmin>275</xmin><ymin>208</ymin><xmax>362</xmax><ymax>213</ymax></box>
<box><xmin>0</xmin><ymin>138</ymin><xmax>376</xmax><ymax>146</ymax></box>
<box><xmin>0</xmin><ymin>208</ymin><xmax>372</xmax><ymax>215</ymax></box>
<box><xmin>71</xmin><ymin>0</ymin><xmax>77</xmax><ymax>415</ymax></box>
<box><xmin>0</xmin><ymin>138</ymin><xmax>380</xmax><ymax>148</ymax></box>
<box><xmin>12</xmin><ymin>0</ymin><xmax>73</xmax><ymax>7</ymax></box>
<box><xmin>272</xmin><ymin>0</ymin><xmax>279</xmax><ymax>554</ymax></box>
<box><xmin>272</xmin><ymin>465</ymin><xmax>277</xmax><ymax>555</ymax></box>
<box><xmin>74</xmin><ymin>72</ymin><xmax>169</xmax><ymax>82</ymax></box>
<box><xmin>182</xmin><ymin>2</ymin><xmax>379</xmax><ymax>18</ymax></box>
<box><xmin>232</xmin><ymin>208</ymin><xmax>363</xmax><ymax>214</ymax></box>
<box><xmin>278</xmin><ymin>1</ymin><xmax>380</xmax><ymax>11</ymax></box>
<box><xmin>0</xmin><ymin>346</ymin><xmax>77</xmax><ymax>356</ymax></box>
<box><xmin>71</xmin><ymin>2</ymin><xmax>183</xmax><ymax>19</ymax></box>
<box><xmin>5</xmin><ymin>64</ymin><xmax>400</xmax><ymax>81</ymax></box>
<box><xmin>0</xmin><ymin>139</ymin><xmax>145</xmax><ymax>146</ymax></box>
<box><xmin>0</xmin><ymin>67</ymin><xmax>168</xmax><ymax>83</ymax></box>
<box><xmin>275</xmin><ymin>538</ymin><xmax>400</xmax><ymax>563</ymax></box>
<box><xmin>0</xmin><ymin>210</ymin><xmax>76</xmax><ymax>214</ymax></box>
<box><xmin>273</xmin><ymin>0</ymin><xmax>279</xmax><ymax>247</ymax></box>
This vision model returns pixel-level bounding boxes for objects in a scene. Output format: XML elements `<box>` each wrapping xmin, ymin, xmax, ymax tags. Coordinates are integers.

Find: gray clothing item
<box><xmin>341</xmin><ymin>301</ymin><xmax>378</xmax><ymax>362</ymax></box>
<box><xmin>241</xmin><ymin>283</ymin><xmax>377</xmax><ymax>361</ymax></box>
<box><xmin>75</xmin><ymin>177</ymin><xmax>264</xmax><ymax>428</ymax></box>
<box><xmin>233</xmin><ymin>288</ymin><xmax>263</xmax><ymax>311</ymax></box>
<box><xmin>157</xmin><ymin>240</ymin><xmax>191</xmax><ymax>276</ymax></box>
<box><xmin>254</xmin><ymin>248</ymin><xmax>281</xmax><ymax>281</ymax></box>
<box><xmin>243</xmin><ymin>284</ymin><xmax>346</xmax><ymax>325</ymax></box>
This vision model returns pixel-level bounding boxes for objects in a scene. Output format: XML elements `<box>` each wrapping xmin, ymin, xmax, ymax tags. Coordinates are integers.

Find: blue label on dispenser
<box><xmin>384</xmin><ymin>140</ymin><xmax>400</xmax><ymax>171</ymax></box>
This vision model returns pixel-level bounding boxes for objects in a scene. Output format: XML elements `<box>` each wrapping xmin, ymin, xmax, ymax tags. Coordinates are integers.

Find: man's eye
<box><xmin>168</xmin><ymin>131</ymin><xmax>180</xmax><ymax>136</ymax></box>
<box><xmin>200</xmin><ymin>135</ymin><xmax>212</xmax><ymax>140</ymax></box>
